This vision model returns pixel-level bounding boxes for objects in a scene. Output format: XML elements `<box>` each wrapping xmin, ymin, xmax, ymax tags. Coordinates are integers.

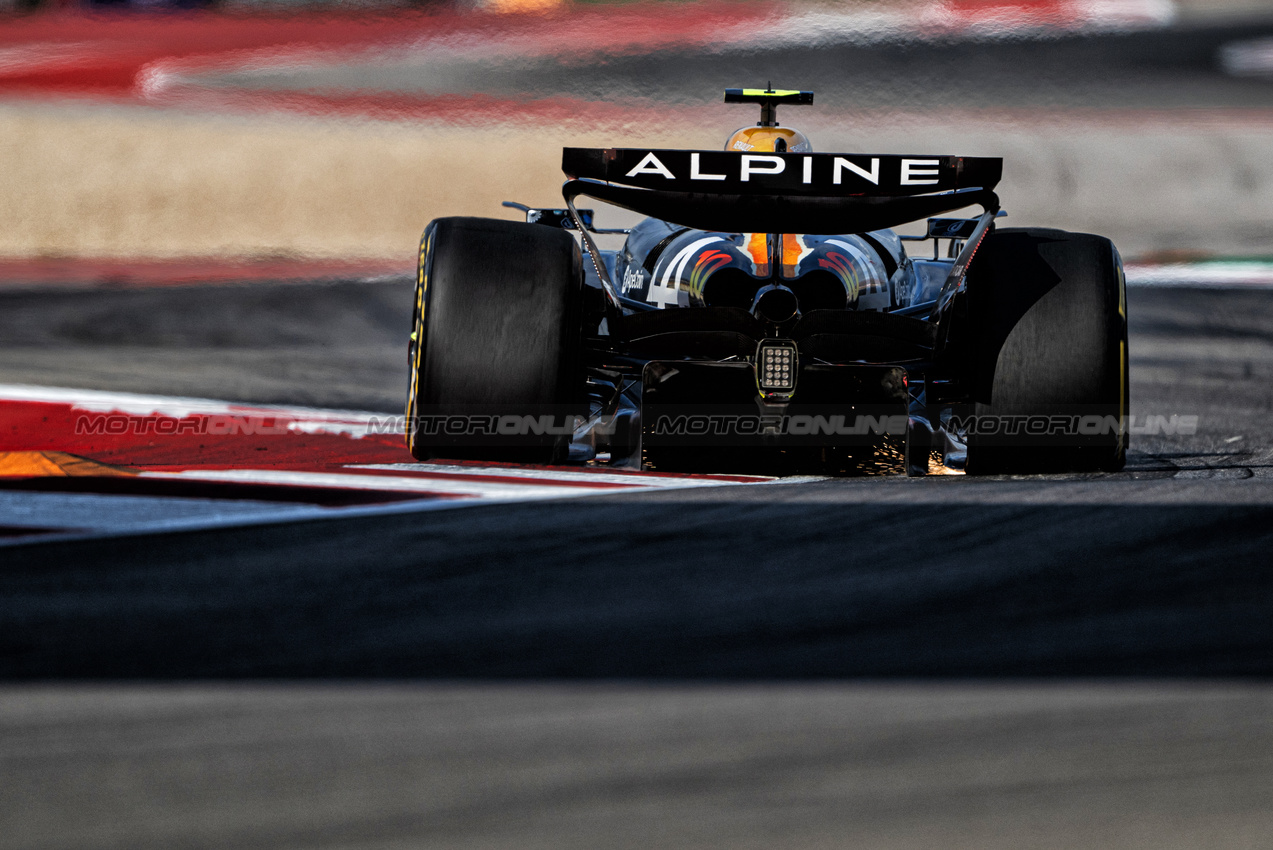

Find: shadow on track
<box><xmin>4</xmin><ymin>488</ymin><xmax>1272</xmax><ymax>678</ymax></box>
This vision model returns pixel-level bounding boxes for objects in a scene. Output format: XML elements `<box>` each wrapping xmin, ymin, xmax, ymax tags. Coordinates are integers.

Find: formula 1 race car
<box><xmin>406</xmin><ymin>88</ymin><xmax>1128</xmax><ymax>475</ymax></box>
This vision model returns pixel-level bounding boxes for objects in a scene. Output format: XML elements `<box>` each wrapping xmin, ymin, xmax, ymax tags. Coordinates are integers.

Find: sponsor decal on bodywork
<box><xmin>621</xmin><ymin>265</ymin><xmax>645</xmax><ymax>294</ymax></box>
<box><xmin>648</xmin><ymin>235</ymin><xmax>726</xmax><ymax>308</ymax></box>
<box><xmin>780</xmin><ymin>233</ymin><xmax>814</xmax><ymax>278</ymax></box>
<box><xmin>744</xmin><ymin>232</ymin><xmax>770</xmax><ymax>277</ymax></box>
<box><xmin>688</xmin><ymin>250</ymin><xmax>733</xmax><ymax>301</ymax></box>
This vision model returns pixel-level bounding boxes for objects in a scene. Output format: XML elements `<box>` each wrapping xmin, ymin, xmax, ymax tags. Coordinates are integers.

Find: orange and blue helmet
<box><xmin>725</xmin><ymin>125</ymin><xmax>813</xmax><ymax>154</ymax></box>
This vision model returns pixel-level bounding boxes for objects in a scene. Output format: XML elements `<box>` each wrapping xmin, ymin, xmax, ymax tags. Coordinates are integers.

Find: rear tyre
<box><xmin>963</xmin><ymin>228</ymin><xmax>1128</xmax><ymax>475</ymax></box>
<box><xmin>406</xmin><ymin>217</ymin><xmax>583</xmax><ymax>463</ymax></box>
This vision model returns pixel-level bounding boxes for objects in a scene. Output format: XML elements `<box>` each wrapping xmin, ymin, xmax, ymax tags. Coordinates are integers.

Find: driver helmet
<box><xmin>725</xmin><ymin>126</ymin><xmax>813</xmax><ymax>153</ymax></box>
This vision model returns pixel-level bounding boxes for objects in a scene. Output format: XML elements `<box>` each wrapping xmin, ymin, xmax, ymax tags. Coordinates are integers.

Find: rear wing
<box><xmin>560</xmin><ymin>147</ymin><xmax>1003</xmax><ymax>318</ymax></box>
<box><xmin>561</xmin><ymin>148</ymin><xmax>1001</xmax><ymax>234</ymax></box>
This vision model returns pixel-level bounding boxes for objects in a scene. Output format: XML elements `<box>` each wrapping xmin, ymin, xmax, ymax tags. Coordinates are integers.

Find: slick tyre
<box><xmin>406</xmin><ymin>217</ymin><xmax>584</xmax><ymax>462</ymax></box>
<box><xmin>964</xmin><ymin>228</ymin><xmax>1128</xmax><ymax>475</ymax></box>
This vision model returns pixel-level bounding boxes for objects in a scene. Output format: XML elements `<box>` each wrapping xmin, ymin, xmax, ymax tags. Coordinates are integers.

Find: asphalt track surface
<box><xmin>3</xmin><ymin>281</ymin><xmax>1273</xmax><ymax>677</ymax></box>
<box><xmin>2</xmin><ymin>280</ymin><xmax>1272</xmax><ymax>847</ymax></box>
<box><xmin>0</xmin><ymin>277</ymin><xmax>415</xmax><ymax>413</ymax></box>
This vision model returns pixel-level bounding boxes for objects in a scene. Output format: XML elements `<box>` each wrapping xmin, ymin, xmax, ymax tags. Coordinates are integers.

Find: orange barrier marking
<box><xmin>0</xmin><ymin>451</ymin><xmax>136</xmax><ymax>479</ymax></box>
<box><xmin>483</xmin><ymin>0</ymin><xmax>565</xmax><ymax>12</ymax></box>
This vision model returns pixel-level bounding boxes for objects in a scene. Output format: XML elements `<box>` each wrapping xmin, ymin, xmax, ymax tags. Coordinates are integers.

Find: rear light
<box><xmin>756</xmin><ymin>339</ymin><xmax>798</xmax><ymax>397</ymax></box>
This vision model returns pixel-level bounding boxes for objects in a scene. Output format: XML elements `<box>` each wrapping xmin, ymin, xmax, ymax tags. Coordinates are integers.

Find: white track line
<box><xmin>0</xmin><ymin>491</ymin><xmax>595</xmax><ymax>548</ymax></box>
<box><xmin>0</xmin><ymin>384</ymin><xmax>782</xmax><ymax>545</ymax></box>
<box><xmin>0</xmin><ymin>490</ymin><xmax>320</xmax><ymax>535</ymax></box>
<box><xmin>141</xmin><ymin>469</ymin><xmax>639</xmax><ymax>500</ymax></box>
<box><xmin>349</xmin><ymin>463</ymin><xmax>767</xmax><ymax>487</ymax></box>
<box><xmin>1125</xmin><ymin>262</ymin><xmax>1273</xmax><ymax>288</ymax></box>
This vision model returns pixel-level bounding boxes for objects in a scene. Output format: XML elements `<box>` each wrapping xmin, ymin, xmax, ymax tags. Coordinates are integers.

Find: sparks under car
<box><xmin>405</xmin><ymin>88</ymin><xmax>1128</xmax><ymax>475</ymax></box>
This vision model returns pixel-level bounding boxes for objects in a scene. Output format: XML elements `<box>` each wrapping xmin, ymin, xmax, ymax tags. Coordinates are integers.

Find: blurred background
<box><xmin>4</xmin><ymin>0</ymin><xmax>1273</xmax><ymax>271</ymax></box>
